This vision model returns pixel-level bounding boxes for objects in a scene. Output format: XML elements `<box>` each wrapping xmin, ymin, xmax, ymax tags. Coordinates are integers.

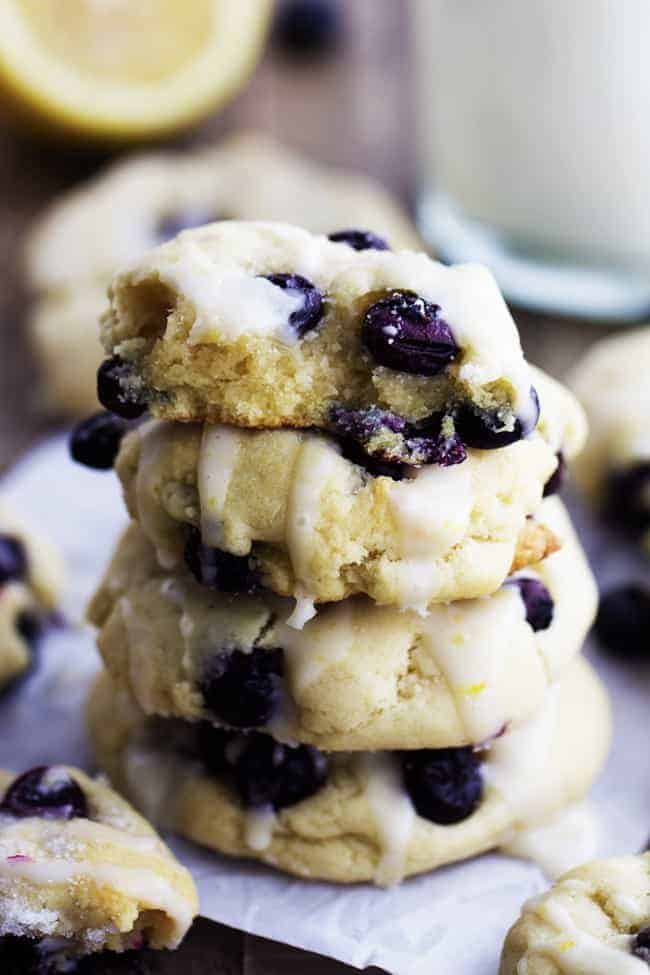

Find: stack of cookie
<box><xmin>83</xmin><ymin>221</ymin><xmax>610</xmax><ymax>885</ymax></box>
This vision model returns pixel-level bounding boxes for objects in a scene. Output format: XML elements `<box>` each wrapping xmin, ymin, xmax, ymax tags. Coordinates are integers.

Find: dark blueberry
<box><xmin>543</xmin><ymin>451</ymin><xmax>566</xmax><ymax>498</ymax></box>
<box><xmin>201</xmin><ymin>648</ymin><xmax>284</xmax><ymax>728</ymax></box>
<box><xmin>0</xmin><ymin>766</ymin><xmax>88</xmax><ymax>820</ymax></box>
<box><xmin>401</xmin><ymin>747</ymin><xmax>483</xmax><ymax>825</ymax></box>
<box><xmin>97</xmin><ymin>356</ymin><xmax>147</xmax><ymax>420</ymax></box>
<box><xmin>232</xmin><ymin>733</ymin><xmax>329</xmax><ymax>810</ymax></box>
<box><xmin>362</xmin><ymin>290</ymin><xmax>458</xmax><ymax>376</ymax></box>
<box><xmin>273</xmin><ymin>0</ymin><xmax>342</xmax><ymax>58</ymax></box>
<box><xmin>16</xmin><ymin>612</ymin><xmax>42</xmax><ymax>647</ymax></box>
<box><xmin>328</xmin><ymin>229</ymin><xmax>389</xmax><ymax>252</ymax></box>
<box><xmin>69</xmin><ymin>410</ymin><xmax>131</xmax><ymax>470</ymax></box>
<box><xmin>198</xmin><ymin>726</ymin><xmax>328</xmax><ymax>810</ymax></box>
<box><xmin>196</xmin><ymin>723</ymin><xmax>232</xmax><ymax>777</ymax></box>
<box><xmin>633</xmin><ymin>927</ymin><xmax>650</xmax><ymax>964</ymax></box>
<box><xmin>0</xmin><ymin>937</ymin><xmax>43</xmax><ymax>975</ymax></box>
<box><xmin>155</xmin><ymin>211</ymin><xmax>216</xmax><ymax>244</ymax></box>
<box><xmin>455</xmin><ymin>386</ymin><xmax>540</xmax><ymax>450</ymax></box>
<box><xmin>338</xmin><ymin>436</ymin><xmax>408</xmax><ymax>480</ymax></box>
<box><xmin>0</xmin><ymin>536</ymin><xmax>27</xmax><ymax>585</ymax></box>
<box><xmin>184</xmin><ymin>527</ymin><xmax>261</xmax><ymax>594</ymax></box>
<box><xmin>595</xmin><ymin>584</ymin><xmax>650</xmax><ymax>659</ymax></box>
<box><xmin>405</xmin><ymin>413</ymin><xmax>467</xmax><ymax>467</ymax></box>
<box><xmin>328</xmin><ymin>405</ymin><xmax>466</xmax><ymax>472</ymax></box>
<box><xmin>262</xmin><ymin>273</ymin><xmax>324</xmax><ymax>337</ymax></box>
<box><xmin>507</xmin><ymin>577</ymin><xmax>554</xmax><ymax>632</ymax></box>
<box><xmin>603</xmin><ymin>462</ymin><xmax>650</xmax><ymax>540</ymax></box>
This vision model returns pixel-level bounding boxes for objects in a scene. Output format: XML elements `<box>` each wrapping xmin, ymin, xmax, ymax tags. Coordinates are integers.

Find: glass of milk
<box><xmin>413</xmin><ymin>0</ymin><xmax>650</xmax><ymax>320</ymax></box>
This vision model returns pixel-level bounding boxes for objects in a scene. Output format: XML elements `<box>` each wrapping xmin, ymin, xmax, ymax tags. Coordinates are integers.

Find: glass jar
<box><xmin>413</xmin><ymin>0</ymin><xmax>650</xmax><ymax>321</ymax></box>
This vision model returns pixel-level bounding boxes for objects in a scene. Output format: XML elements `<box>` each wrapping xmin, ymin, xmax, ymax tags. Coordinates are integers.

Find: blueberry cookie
<box><xmin>0</xmin><ymin>502</ymin><xmax>63</xmax><ymax>692</ymax></box>
<box><xmin>500</xmin><ymin>853</ymin><xmax>650</xmax><ymax>974</ymax></box>
<box><xmin>98</xmin><ymin>221</ymin><xmax>540</xmax><ymax>447</ymax></box>
<box><xmin>87</xmin><ymin>657</ymin><xmax>610</xmax><ymax>886</ymax></box>
<box><xmin>0</xmin><ymin>765</ymin><xmax>198</xmax><ymax>968</ymax></box>
<box><xmin>108</xmin><ymin>366</ymin><xmax>582</xmax><ymax>612</ymax></box>
<box><xmin>88</xmin><ymin>498</ymin><xmax>596</xmax><ymax>751</ymax></box>
<box><xmin>27</xmin><ymin>131</ymin><xmax>421</xmax><ymax>417</ymax></box>
<box><xmin>568</xmin><ymin>327</ymin><xmax>650</xmax><ymax>551</ymax></box>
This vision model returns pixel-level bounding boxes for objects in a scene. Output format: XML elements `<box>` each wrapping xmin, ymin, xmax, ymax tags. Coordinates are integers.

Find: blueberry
<box><xmin>0</xmin><ymin>536</ymin><xmax>27</xmax><ymax>585</ymax></box>
<box><xmin>69</xmin><ymin>410</ymin><xmax>131</xmax><ymax>470</ymax></box>
<box><xmin>184</xmin><ymin>527</ymin><xmax>261</xmax><ymax>594</ymax></box>
<box><xmin>455</xmin><ymin>386</ymin><xmax>540</xmax><ymax>450</ymax></box>
<box><xmin>603</xmin><ymin>462</ymin><xmax>650</xmax><ymax>540</ymax></box>
<box><xmin>328</xmin><ymin>405</ymin><xmax>466</xmax><ymax>473</ymax></box>
<box><xmin>97</xmin><ymin>356</ymin><xmax>147</xmax><ymax>420</ymax></box>
<box><xmin>16</xmin><ymin>612</ymin><xmax>42</xmax><ymax>647</ymax></box>
<box><xmin>337</xmin><ymin>436</ymin><xmax>408</xmax><ymax>480</ymax></box>
<box><xmin>508</xmin><ymin>577</ymin><xmax>554</xmax><ymax>631</ymax></box>
<box><xmin>0</xmin><ymin>937</ymin><xmax>43</xmax><ymax>975</ymax></box>
<box><xmin>633</xmin><ymin>928</ymin><xmax>650</xmax><ymax>963</ymax></box>
<box><xmin>362</xmin><ymin>290</ymin><xmax>458</xmax><ymax>376</ymax></box>
<box><xmin>196</xmin><ymin>724</ymin><xmax>232</xmax><ymax>777</ymax></box>
<box><xmin>232</xmin><ymin>734</ymin><xmax>329</xmax><ymax>810</ymax></box>
<box><xmin>198</xmin><ymin>727</ymin><xmax>328</xmax><ymax>810</ymax></box>
<box><xmin>595</xmin><ymin>584</ymin><xmax>650</xmax><ymax>659</ymax></box>
<box><xmin>401</xmin><ymin>747</ymin><xmax>483</xmax><ymax>825</ymax></box>
<box><xmin>543</xmin><ymin>451</ymin><xmax>566</xmax><ymax>498</ymax></box>
<box><xmin>262</xmin><ymin>273</ymin><xmax>324</xmax><ymax>337</ymax></box>
<box><xmin>0</xmin><ymin>766</ymin><xmax>88</xmax><ymax>820</ymax></box>
<box><xmin>328</xmin><ymin>229</ymin><xmax>389</xmax><ymax>252</ymax></box>
<box><xmin>274</xmin><ymin>0</ymin><xmax>342</xmax><ymax>58</ymax></box>
<box><xmin>201</xmin><ymin>648</ymin><xmax>284</xmax><ymax>728</ymax></box>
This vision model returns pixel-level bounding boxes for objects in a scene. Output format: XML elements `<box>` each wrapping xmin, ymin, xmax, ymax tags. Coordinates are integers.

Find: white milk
<box><xmin>413</xmin><ymin>0</ymin><xmax>650</xmax><ymax>318</ymax></box>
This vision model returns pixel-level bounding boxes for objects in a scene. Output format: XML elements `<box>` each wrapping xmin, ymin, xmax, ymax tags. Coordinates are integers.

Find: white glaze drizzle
<box><xmin>357</xmin><ymin>753</ymin><xmax>415</xmax><ymax>887</ymax></box>
<box><xmin>0</xmin><ymin>857</ymin><xmax>193</xmax><ymax>940</ymax></box>
<box><xmin>285</xmin><ymin>438</ymin><xmax>351</xmax><ymax>606</ymax></box>
<box><xmin>418</xmin><ymin>586</ymin><xmax>530</xmax><ymax>741</ymax></box>
<box><xmin>484</xmin><ymin>684</ymin><xmax>559</xmax><ymax>821</ymax></box>
<box><xmin>135</xmin><ymin>421</ymin><xmax>182</xmax><ymax>569</ymax></box>
<box><xmin>244</xmin><ymin>806</ymin><xmax>277</xmax><ymax>852</ymax></box>
<box><xmin>525</xmin><ymin>897</ymin><xmax>646</xmax><ymax>975</ymax></box>
<box><xmin>501</xmin><ymin>802</ymin><xmax>601</xmax><ymax>880</ymax></box>
<box><xmin>278</xmin><ymin>602</ymin><xmax>355</xmax><ymax>694</ymax></box>
<box><xmin>162</xmin><ymin>247</ymin><xmax>305</xmax><ymax>345</ymax></box>
<box><xmin>198</xmin><ymin>425</ymin><xmax>245</xmax><ymax>548</ymax></box>
<box><xmin>286</xmin><ymin>592</ymin><xmax>317</xmax><ymax>631</ymax></box>
<box><xmin>388</xmin><ymin>462</ymin><xmax>473</xmax><ymax>613</ymax></box>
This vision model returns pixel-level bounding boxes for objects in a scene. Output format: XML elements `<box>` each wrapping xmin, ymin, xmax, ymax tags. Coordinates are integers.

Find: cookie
<box><xmin>110</xmin><ymin>366</ymin><xmax>583</xmax><ymax>611</ymax></box>
<box><xmin>0</xmin><ymin>502</ymin><xmax>63</xmax><ymax>692</ymax></box>
<box><xmin>0</xmin><ymin>765</ymin><xmax>198</xmax><ymax>966</ymax></box>
<box><xmin>88</xmin><ymin>498</ymin><xmax>597</xmax><ymax>751</ymax></box>
<box><xmin>98</xmin><ymin>221</ymin><xmax>540</xmax><ymax>446</ymax></box>
<box><xmin>87</xmin><ymin>657</ymin><xmax>610</xmax><ymax>886</ymax></box>
<box><xmin>27</xmin><ymin>131</ymin><xmax>421</xmax><ymax>417</ymax></box>
<box><xmin>568</xmin><ymin>326</ymin><xmax>650</xmax><ymax>550</ymax></box>
<box><xmin>500</xmin><ymin>853</ymin><xmax>650</xmax><ymax>974</ymax></box>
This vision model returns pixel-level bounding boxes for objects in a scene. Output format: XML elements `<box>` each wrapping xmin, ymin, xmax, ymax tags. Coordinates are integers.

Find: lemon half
<box><xmin>0</xmin><ymin>0</ymin><xmax>272</xmax><ymax>141</ymax></box>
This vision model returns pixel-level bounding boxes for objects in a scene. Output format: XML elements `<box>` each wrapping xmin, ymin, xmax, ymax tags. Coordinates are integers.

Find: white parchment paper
<box><xmin>0</xmin><ymin>435</ymin><xmax>648</xmax><ymax>975</ymax></box>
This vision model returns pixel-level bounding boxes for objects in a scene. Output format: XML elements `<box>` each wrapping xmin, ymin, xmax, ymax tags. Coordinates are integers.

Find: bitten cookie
<box><xmin>98</xmin><ymin>221</ymin><xmax>541</xmax><ymax>448</ymax></box>
<box><xmin>27</xmin><ymin>131</ymin><xmax>421</xmax><ymax>417</ymax></box>
<box><xmin>500</xmin><ymin>853</ymin><xmax>650</xmax><ymax>974</ymax></box>
<box><xmin>0</xmin><ymin>501</ymin><xmax>63</xmax><ymax>692</ymax></box>
<box><xmin>88</xmin><ymin>658</ymin><xmax>610</xmax><ymax>886</ymax></box>
<box><xmin>111</xmin><ymin>366</ymin><xmax>583</xmax><ymax>612</ymax></box>
<box><xmin>0</xmin><ymin>765</ymin><xmax>198</xmax><ymax>967</ymax></box>
<box><xmin>568</xmin><ymin>326</ymin><xmax>650</xmax><ymax>550</ymax></box>
<box><xmin>88</xmin><ymin>499</ymin><xmax>597</xmax><ymax>751</ymax></box>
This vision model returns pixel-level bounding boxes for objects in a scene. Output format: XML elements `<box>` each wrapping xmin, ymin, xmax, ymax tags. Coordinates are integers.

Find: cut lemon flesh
<box><xmin>0</xmin><ymin>0</ymin><xmax>272</xmax><ymax>140</ymax></box>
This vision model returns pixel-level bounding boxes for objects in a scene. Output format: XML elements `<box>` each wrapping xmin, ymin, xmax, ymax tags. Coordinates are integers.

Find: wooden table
<box><xmin>0</xmin><ymin>2</ymin><xmax>616</xmax><ymax>970</ymax></box>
